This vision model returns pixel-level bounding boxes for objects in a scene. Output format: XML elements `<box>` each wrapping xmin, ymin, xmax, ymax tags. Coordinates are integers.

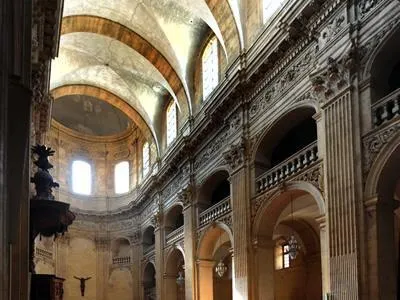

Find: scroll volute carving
<box><xmin>178</xmin><ymin>185</ymin><xmax>193</xmax><ymax>209</ymax></box>
<box><xmin>223</xmin><ymin>138</ymin><xmax>248</xmax><ymax>173</ymax></box>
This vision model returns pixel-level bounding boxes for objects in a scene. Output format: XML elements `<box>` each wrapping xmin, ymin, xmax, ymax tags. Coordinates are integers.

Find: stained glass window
<box><xmin>202</xmin><ymin>37</ymin><xmax>219</xmax><ymax>100</ymax></box>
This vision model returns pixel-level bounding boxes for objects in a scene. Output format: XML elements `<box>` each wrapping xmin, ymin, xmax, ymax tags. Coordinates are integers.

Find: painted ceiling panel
<box><xmin>51</xmin><ymin>0</ymin><xmax>241</xmax><ymax>149</ymax></box>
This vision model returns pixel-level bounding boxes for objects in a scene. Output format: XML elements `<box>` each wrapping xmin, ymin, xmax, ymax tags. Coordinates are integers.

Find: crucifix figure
<box><xmin>74</xmin><ymin>276</ymin><xmax>92</xmax><ymax>296</ymax></box>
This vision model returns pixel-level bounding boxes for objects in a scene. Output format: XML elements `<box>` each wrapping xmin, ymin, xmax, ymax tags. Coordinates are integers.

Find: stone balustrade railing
<box><xmin>372</xmin><ymin>88</ymin><xmax>400</xmax><ymax>128</ymax></box>
<box><xmin>165</xmin><ymin>226</ymin><xmax>184</xmax><ymax>245</ymax></box>
<box><xmin>143</xmin><ymin>244</ymin><xmax>155</xmax><ymax>256</ymax></box>
<box><xmin>112</xmin><ymin>256</ymin><xmax>131</xmax><ymax>265</ymax></box>
<box><xmin>35</xmin><ymin>247</ymin><xmax>53</xmax><ymax>260</ymax></box>
<box><xmin>256</xmin><ymin>142</ymin><xmax>318</xmax><ymax>194</ymax></box>
<box><xmin>198</xmin><ymin>197</ymin><xmax>231</xmax><ymax>228</ymax></box>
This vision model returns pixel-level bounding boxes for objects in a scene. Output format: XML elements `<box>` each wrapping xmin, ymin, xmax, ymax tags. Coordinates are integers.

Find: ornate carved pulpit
<box><xmin>29</xmin><ymin>145</ymin><xmax>75</xmax><ymax>300</ymax></box>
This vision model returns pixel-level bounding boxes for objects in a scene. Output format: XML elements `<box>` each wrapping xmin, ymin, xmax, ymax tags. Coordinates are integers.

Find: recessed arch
<box><xmin>365</xmin><ymin>131</ymin><xmax>400</xmax><ymax>199</ymax></box>
<box><xmin>253</xmin><ymin>181</ymin><xmax>326</xmax><ymax>240</ymax></box>
<box><xmin>51</xmin><ymin>84</ymin><xmax>158</xmax><ymax>154</ymax></box>
<box><xmin>197</xmin><ymin>223</ymin><xmax>234</xmax><ymax>259</ymax></box>
<box><xmin>252</xmin><ymin>104</ymin><xmax>319</xmax><ymax>180</ymax></box>
<box><xmin>61</xmin><ymin>15</ymin><xmax>191</xmax><ymax>115</ymax></box>
<box><xmin>364</xmin><ymin>21</ymin><xmax>400</xmax><ymax>84</ymax></box>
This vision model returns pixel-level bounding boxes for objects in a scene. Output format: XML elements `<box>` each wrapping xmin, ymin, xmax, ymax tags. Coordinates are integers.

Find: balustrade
<box><xmin>256</xmin><ymin>142</ymin><xmax>318</xmax><ymax>194</ymax></box>
<box><xmin>198</xmin><ymin>197</ymin><xmax>231</xmax><ymax>228</ymax></box>
<box><xmin>112</xmin><ymin>256</ymin><xmax>131</xmax><ymax>265</ymax></box>
<box><xmin>165</xmin><ymin>226</ymin><xmax>184</xmax><ymax>244</ymax></box>
<box><xmin>372</xmin><ymin>88</ymin><xmax>400</xmax><ymax>128</ymax></box>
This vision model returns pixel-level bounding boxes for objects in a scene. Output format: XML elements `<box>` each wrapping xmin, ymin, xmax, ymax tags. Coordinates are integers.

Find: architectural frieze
<box><xmin>362</xmin><ymin>119</ymin><xmax>400</xmax><ymax>174</ymax></box>
<box><xmin>223</xmin><ymin>138</ymin><xmax>248</xmax><ymax>174</ymax></box>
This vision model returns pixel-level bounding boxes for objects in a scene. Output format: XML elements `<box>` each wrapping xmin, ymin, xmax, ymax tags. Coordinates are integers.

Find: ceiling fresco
<box><xmin>51</xmin><ymin>0</ymin><xmax>245</xmax><ymax>151</ymax></box>
<box><xmin>52</xmin><ymin>95</ymin><xmax>133</xmax><ymax>136</ymax></box>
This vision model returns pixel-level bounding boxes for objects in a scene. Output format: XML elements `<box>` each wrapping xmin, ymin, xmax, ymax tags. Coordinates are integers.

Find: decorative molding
<box><xmin>359</xmin><ymin>15</ymin><xmax>400</xmax><ymax>76</ymax></box>
<box><xmin>223</xmin><ymin>138</ymin><xmax>248</xmax><ymax>173</ymax></box>
<box><xmin>251</xmin><ymin>162</ymin><xmax>324</xmax><ymax>220</ymax></box>
<box><xmin>358</xmin><ymin>0</ymin><xmax>380</xmax><ymax>17</ymax></box>
<box><xmin>362</xmin><ymin>121</ymin><xmax>400</xmax><ymax>174</ymax></box>
<box><xmin>310</xmin><ymin>51</ymin><xmax>355</xmax><ymax>101</ymax></box>
<box><xmin>178</xmin><ymin>185</ymin><xmax>193</xmax><ymax>209</ymax></box>
<box><xmin>318</xmin><ymin>13</ymin><xmax>347</xmax><ymax>50</ymax></box>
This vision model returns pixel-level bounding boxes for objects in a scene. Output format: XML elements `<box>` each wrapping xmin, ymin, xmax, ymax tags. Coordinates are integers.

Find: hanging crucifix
<box><xmin>73</xmin><ymin>276</ymin><xmax>92</xmax><ymax>296</ymax></box>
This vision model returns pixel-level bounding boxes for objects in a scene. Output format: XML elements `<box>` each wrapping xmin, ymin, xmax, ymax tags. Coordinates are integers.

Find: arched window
<box><xmin>263</xmin><ymin>0</ymin><xmax>285</xmax><ymax>23</ymax></box>
<box><xmin>166</xmin><ymin>101</ymin><xmax>177</xmax><ymax>146</ymax></box>
<box><xmin>143</xmin><ymin>142</ymin><xmax>150</xmax><ymax>177</ymax></box>
<box><xmin>202</xmin><ymin>36</ymin><xmax>219</xmax><ymax>100</ymax></box>
<box><xmin>114</xmin><ymin>161</ymin><xmax>129</xmax><ymax>194</ymax></box>
<box><xmin>72</xmin><ymin>160</ymin><xmax>91</xmax><ymax>195</ymax></box>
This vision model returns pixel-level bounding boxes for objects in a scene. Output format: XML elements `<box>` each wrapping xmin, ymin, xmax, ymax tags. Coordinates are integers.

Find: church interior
<box><xmin>1</xmin><ymin>0</ymin><xmax>400</xmax><ymax>299</ymax></box>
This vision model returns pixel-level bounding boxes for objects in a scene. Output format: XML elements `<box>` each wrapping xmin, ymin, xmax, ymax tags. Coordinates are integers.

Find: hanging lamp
<box><xmin>215</xmin><ymin>229</ymin><xmax>228</xmax><ymax>278</ymax></box>
<box><xmin>176</xmin><ymin>270</ymin><xmax>185</xmax><ymax>287</ymax></box>
<box><xmin>287</xmin><ymin>193</ymin><xmax>300</xmax><ymax>260</ymax></box>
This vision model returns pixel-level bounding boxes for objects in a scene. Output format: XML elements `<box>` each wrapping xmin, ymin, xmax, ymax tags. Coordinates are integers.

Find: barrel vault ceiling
<box><xmin>50</xmin><ymin>0</ymin><xmax>245</xmax><ymax>152</ymax></box>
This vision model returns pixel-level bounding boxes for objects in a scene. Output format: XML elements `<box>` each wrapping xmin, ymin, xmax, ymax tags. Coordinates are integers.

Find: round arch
<box><xmin>51</xmin><ymin>84</ymin><xmax>158</xmax><ymax>154</ymax></box>
<box><xmin>363</xmin><ymin>21</ymin><xmax>400</xmax><ymax>80</ymax></box>
<box><xmin>61</xmin><ymin>15</ymin><xmax>191</xmax><ymax>114</ymax></box>
<box><xmin>253</xmin><ymin>180</ymin><xmax>326</xmax><ymax>240</ymax></box>
<box><xmin>197</xmin><ymin>222</ymin><xmax>234</xmax><ymax>259</ymax></box>
<box><xmin>365</xmin><ymin>131</ymin><xmax>400</xmax><ymax>199</ymax></box>
<box><xmin>251</xmin><ymin>103</ymin><xmax>319</xmax><ymax>165</ymax></box>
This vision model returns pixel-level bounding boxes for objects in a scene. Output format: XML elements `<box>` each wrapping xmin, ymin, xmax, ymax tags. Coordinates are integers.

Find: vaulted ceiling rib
<box><xmin>51</xmin><ymin>0</ymin><xmax>242</xmax><ymax>153</ymax></box>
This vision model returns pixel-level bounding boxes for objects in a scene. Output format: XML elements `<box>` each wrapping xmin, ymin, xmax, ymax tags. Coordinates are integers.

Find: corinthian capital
<box><xmin>223</xmin><ymin>138</ymin><xmax>248</xmax><ymax>173</ymax></box>
<box><xmin>178</xmin><ymin>185</ymin><xmax>193</xmax><ymax>209</ymax></box>
<box><xmin>310</xmin><ymin>50</ymin><xmax>356</xmax><ymax>101</ymax></box>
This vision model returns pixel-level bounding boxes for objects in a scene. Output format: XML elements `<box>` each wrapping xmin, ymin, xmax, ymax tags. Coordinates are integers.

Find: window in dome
<box><xmin>143</xmin><ymin>142</ymin><xmax>150</xmax><ymax>177</ymax></box>
<box><xmin>72</xmin><ymin>160</ymin><xmax>91</xmax><ymax>195</ymax></box>
<box><xmin>166</xmin><ymin>101</ymin><xmax>177</xmax><ymax>146</ymax></box>
<box><xmin>202</xmin><ymin>36</ymin><xmax>219</xmax><ymax>100</ymax></box>
<box><xmin>263</xmin><ymin>0</ymin><xmax>285</xmax><ymax>23</ymax></box>
<box><xmin>114</xmin><ymin>161</ymin><xmax>129</xmax><ymax>194</ymax></box>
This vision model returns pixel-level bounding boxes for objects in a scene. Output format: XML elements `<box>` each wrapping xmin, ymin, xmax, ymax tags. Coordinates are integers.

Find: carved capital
<box><xmin>151</xmin><ymin>211</ymin><xmax>162</xmax><ymax>230</ymax></box>
<box><xmin>223</xmin><ymin>138</ymin><xmax>248</xmax><ymax>173</ymax></box>
<box><xmin>310</xmin><ymin>54</ymin><xmax>354</xmax><ymax>101</ymax></box>
<box><xmin>178</xmin><ymin>185</ymin><xmax>193</xmax><ymax>209</ymax></box>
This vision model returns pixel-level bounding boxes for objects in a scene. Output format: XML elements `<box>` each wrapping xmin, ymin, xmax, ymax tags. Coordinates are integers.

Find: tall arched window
<box><xmin>166</xmin><ymin>101</ymin><xmax>177</xmax><ymax>146</ymax></box>
<box><xmin>202</xmin><ymin>36</ymin><xmax>219</xmax><ymax>100</ymax></box>
<box><xmin>114</xmin><ymin>161</ymin><xmax>129</xmax><ymax>194</ymax></box>
<box><xmin>263</xmin><ymin>0</ymin><xmax>285</xmax><ymax>23</ymax></box>
<box><xmin>143</xmin><ymin>142</ymin><xmax>150</xmax><ymax>177</ymax></box>
<box><xmin>72</xmin><ymin>160</ymin><xmax>91</xmax><ymax>195</ymax></box>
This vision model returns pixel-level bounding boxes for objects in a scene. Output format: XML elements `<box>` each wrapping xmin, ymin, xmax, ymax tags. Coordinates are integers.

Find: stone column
<box><xmin>316</xmin><ymin>215</ymin><xmax>330</xmax><ymax>297</ymax></box>
<box><xmin>179</xmin><ymin>186</ymin><xmax>195</xmax><ymax>300</ymax></box>
<box><xmin>311</xmin><ymin>55</ymin><xmax>362</xmax><ymax>299</ymax></box>
<box><xmin>196</xmin><ymin>259</ymin><xmax>214</xmax><ymax>300</ymax></box>
<box><xmin>95</xmin><ymin>237</ymin><xmax>109</xmax><ymax>300</ymax></box>
<box><xmin>153</xmin><ymin>211</ymin><xmax>164</xmax><ymax>300</ymax></box>
<box><xmin>253</xmin><ymin>238</ymin><xmax>274</xmax><ymax>300</ymax></box>
<box><xmin>130</xmin><ymin>231</ymin><xmax>142</xmax><ymax>300</ymax></box>
<box><xmin>365</xmin><ymin>196</ymin><xmax>397</xmax><ymax>300</ymax></box>
<box><xmin>223</xmin><ymin>139</ymin><xmax>253</xmax><ymax>300</ymax></box>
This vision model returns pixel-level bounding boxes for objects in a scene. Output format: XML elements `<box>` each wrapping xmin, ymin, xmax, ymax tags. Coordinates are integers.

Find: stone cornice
<box><xmin>69</xmin><ymin>0</ymin><xmax>377</xmax><ymax>221</ymax></box>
